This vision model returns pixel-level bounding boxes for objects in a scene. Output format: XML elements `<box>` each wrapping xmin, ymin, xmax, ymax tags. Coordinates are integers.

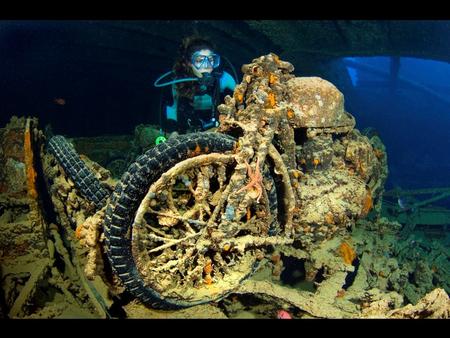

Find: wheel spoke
<box><xmin>148</xmin><ymin>206</ymin><xmax>208</xmax><ymax>227</ymax></box>
<box><xmin>129</xmin><ymin>151</ymin><xmax>273</xmax><ymax>302</ymax></box>
<box><xmin>147</xmin><ymin>232</ymin><xmax>201</xmax><ymax>253</ymax></box>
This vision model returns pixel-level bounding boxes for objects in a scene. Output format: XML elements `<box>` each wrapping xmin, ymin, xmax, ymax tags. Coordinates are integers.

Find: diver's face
<box><xmin>190</xmin><ymin>49</ymin><xmax>214</xmax><ymax>77</ymax></box>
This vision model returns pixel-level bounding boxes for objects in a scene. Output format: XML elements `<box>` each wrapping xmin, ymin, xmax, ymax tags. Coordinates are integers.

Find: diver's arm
<box><xmin>164</xmin><ymin>107</ymin><xmax>178</xmax><ymax>133</ymax></box>
<box><xmin>165</xmin><ymin>93</ymin><xmax>191</xmax><ymax>134</ymax></box>
<box><xmin>165</xmin><ymin>101</ymin><xmax>177</xmax><ymax>122</ymax></box>
<box><xmin>163</xmin><ymin>85</ymin><xmax>178</xmax><ymax>132</ymax></box>
<box><xmin>220</xmin><ymin>71</ymin><xmax>237</xmax><ymax>93</ymax></box>
<box><xmin>176</xmin><ymin>97</ymin><xmax>194</xmax><ymax>134</ymax></box>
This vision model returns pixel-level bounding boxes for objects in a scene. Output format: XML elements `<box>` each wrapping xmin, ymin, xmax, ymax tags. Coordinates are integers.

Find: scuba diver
<box><xmin>154</xmin><ymin>36</ymin><xmax>237</xmax><ymax>141</ymax></box>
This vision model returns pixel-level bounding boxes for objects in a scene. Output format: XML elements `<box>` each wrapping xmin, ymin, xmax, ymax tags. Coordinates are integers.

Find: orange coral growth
<box><xmin>266</xmin><ymin>92</ymin><xmax>276</xmax><ymax>108</ymax></box>
<box><xmin>360</xmin><ymin>188</ymin><xmax>373</xmax><ymax>216</ymax></box>
<box><xmin>24</xmin><ymin>120</ymin><xmax>37</xmax><ymax>200</ymax></box>
<box><xmin>203</xmin><ymin>274</ymin><xmax>213</xmax><ymax>285</ymax></box>
<box><xmin>234</xmin><ymin>91</ymin><xmax>244</xmax><ymax>104</ymax></box>
<box><xmin>75</xmin><ymin>224</ymin><xmax>84</xmax><ymax>239</ymax></box>
<box><xmin>188</xmin><ymin>144</ymin><xmax>203</xmax><ymax>157</ymax></box>
<box><xmin>203</xmin><ymin>259</ymin><xmax>214</xmax><ymax>285</ymax></box>
<box><xmin>287</xmin><ymin>109</ymin><xmax>295</xmax><ymax>119</ymax></box>
<box><xmin>339</xmin><ymin>241</ymin><xmax>357</xmax><ymax>265</ymax></box>
<box><xmin>203</xmin><ymin>261</ymin><xmax>213</xmax><ymax>275</ymax></box>
<box><xmin>292</xmin><ymin>170</ymin><xmax>302</xmax><ymax>179</ymax></box>
<box><xmin>325</xmin><ymin>212</ymin><xmax>335</xmax><ymax>225</ymax></box>
<box><xmin>269</xmin><ymin>73</ymin><xmax>278</xmax><ymax>85</ymax></box>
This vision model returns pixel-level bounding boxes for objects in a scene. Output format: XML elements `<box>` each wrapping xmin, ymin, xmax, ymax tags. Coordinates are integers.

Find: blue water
<box><xmin>342</xmin><ymin>56</ymin><xmax>450</xmax><ymax>194</ymax></box>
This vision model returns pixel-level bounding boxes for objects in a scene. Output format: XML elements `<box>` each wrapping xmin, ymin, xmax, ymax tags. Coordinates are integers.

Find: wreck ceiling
<box><xmin>2</xmin><ymin>20</ymin><xmax>449</xmax><ymax>74</ymax></box>
<box><xmin>1</xmin><ymin>20</ymin><xmax>449</xmax><ymax>135</ymax></box>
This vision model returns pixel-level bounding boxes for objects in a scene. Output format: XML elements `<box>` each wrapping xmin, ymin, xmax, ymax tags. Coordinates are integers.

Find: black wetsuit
<box><xmin>162</xmin><ymin>70</ymin><xmax>235</xmax><ymax>134</ymax></box>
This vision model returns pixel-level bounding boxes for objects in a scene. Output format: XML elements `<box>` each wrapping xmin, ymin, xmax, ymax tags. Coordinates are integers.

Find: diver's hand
<box><xmin>168</xmin><ymin>131</ymin><xmax>179</xmax><ymax>140</ymax></box>
<box><xmin>204</xmin><ymin>127</ymin><xmax>218</xmax><ymax>133</ymax></box>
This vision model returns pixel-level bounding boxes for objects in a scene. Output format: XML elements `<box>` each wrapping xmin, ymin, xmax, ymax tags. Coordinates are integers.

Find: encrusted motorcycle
<box><xmin>47</xmin><ymin>53</ymin><xmax>386</xmax><ymax>309</ymax></box>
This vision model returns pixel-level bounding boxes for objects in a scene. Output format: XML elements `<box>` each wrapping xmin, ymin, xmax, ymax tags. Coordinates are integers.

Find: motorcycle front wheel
<box><xmin>104</xmin><ymin>132</ymin><xmax>278</xmax><ymax>309</ymax></box>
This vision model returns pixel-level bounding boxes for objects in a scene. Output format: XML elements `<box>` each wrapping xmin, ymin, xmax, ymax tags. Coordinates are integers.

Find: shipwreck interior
<box><xmin>0</xmin><ymin>20</ymin><xmax>449</xmax><ymax>318</ymax></box>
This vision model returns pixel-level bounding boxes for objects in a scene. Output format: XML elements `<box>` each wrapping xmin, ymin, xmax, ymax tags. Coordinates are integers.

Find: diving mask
<box><xmin>191</xmin><ymin>50</ymin><xmax>220</xmax><ymax>70</ymax></box>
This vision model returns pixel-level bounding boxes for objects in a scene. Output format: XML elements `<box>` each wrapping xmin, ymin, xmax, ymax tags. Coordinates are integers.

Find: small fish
<box><xmin>397</xmin><ymin>197</ymin><xmax>407</xmax><ymax>209</ymax></box>
<box><xmin>276</xmin><ymin>309</ymin><xmax>292</xmax><ymax>319</ymax></box>
<box><xmin>53</xmin><ymin>97</ymin><xmax>66</xmax><ymax>106</ymax></box>
<box><xmin>397</xmin><ymin>196</ymin><xmax>415</xmax><ymax>212</ymax></box>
